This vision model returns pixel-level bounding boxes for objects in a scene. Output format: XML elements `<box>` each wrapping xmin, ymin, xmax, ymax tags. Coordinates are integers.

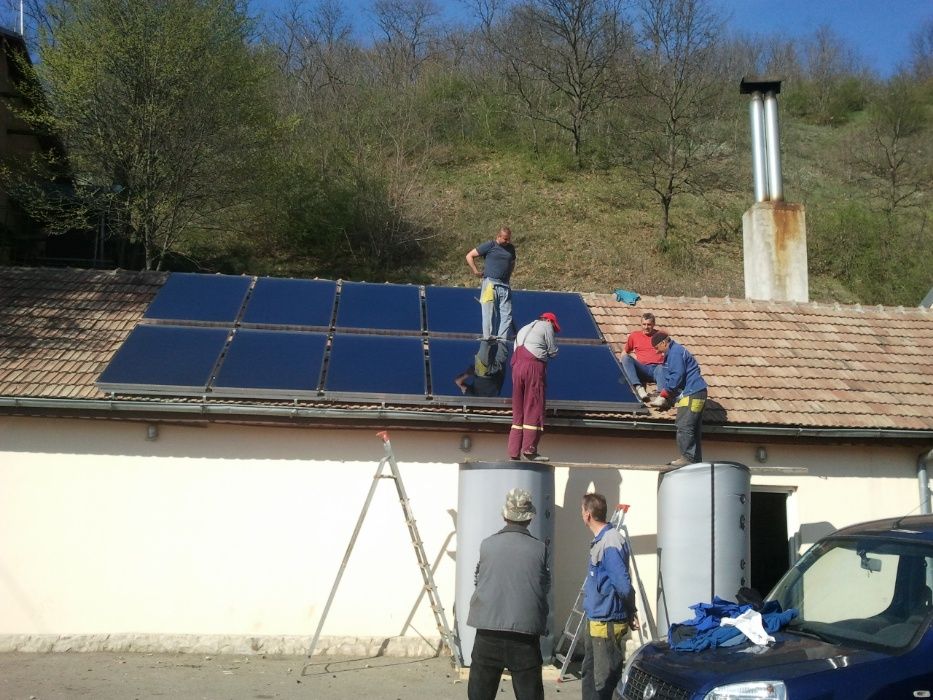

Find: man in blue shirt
<box><xmin>466</xmin><ymin>226</ymin><xmax>516</xmax><ymax>339</ymax></box>
<box><xmin>581</xmin><ymin>493</ymin><xmax>637</xmax><ymax>700</ymax></box>
<box><xmin>648</xmin><ymin>332</ymin><xmax>709</xmax><ymax>467</ymax></box>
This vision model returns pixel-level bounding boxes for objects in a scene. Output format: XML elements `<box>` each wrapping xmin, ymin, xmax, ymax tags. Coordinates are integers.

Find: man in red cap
<box><xmin>508</xmin><ymin>312</ymin><xmax>559</xmax><ymax>462</ymax></box>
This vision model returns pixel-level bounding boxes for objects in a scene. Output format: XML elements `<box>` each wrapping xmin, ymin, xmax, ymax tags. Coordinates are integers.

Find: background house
<box><xmin>0</xmin><ymin>266</ymin><xmax>931</xmax><ymax>655</ymax></box>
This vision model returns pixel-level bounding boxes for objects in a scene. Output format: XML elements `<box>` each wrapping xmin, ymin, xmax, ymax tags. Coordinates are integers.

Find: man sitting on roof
<box><xmin>620</xmin><ymin>312</ymin><xmax>665</xmax><ymax>403</ymax></box>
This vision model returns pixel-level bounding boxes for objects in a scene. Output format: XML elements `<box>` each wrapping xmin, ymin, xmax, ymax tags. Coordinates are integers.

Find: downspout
<box><xmin>919</xmin><ymin>448</ymin><xmax>933</xmax><ymax>515</ymax></box>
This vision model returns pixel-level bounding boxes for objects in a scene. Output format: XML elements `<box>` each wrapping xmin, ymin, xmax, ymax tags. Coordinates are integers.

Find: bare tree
<box><xmin>623</xmin><ymin>0</ymin><xmax>730</xmax><ymax>241</ymax></box>
<box><xmin>851</xmin><ymin>75</ymin><xmax>930</xmax><ymax>217</ymax></box>
<box><xmin>473</xmin><ymin>0</ymin><xmax>629</xmax><ymax>166</ymax></box>
<box><xmin>269</xmin><ymin>0</ymin><xmax>355</xmax><ymax>115</ymax></box>
<box><xmin>371</xmin><ymin>0</ymin><xmax>440</xmax><ymax>84</ymax></box>
<box><xmin>909</xmin><ymin>18</ymin><xmax>933</xmax><ymax>81</ymax></box>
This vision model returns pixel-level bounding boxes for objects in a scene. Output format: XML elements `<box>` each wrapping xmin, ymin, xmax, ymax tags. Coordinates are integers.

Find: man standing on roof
<box><xmin>508</xmin><ymin>313</ymin><xmax>559</xmax><ymax>462</ymax></box>
<box><xmin>620</xmin><ymin>312</ymin><xmax>665</xmax><ymax>402</ymax></box>
<box><xmin>649</xmin><ymin>332</ymin><xmax>708</xmax><ymax>467</ymax></box>
<box><xmin>467</xmin><ymin>488</ymin><xmax>550</xmax><ymax>700</ymax></box>
<box><xmin>466</xmin><ymin>226</ymin><xmax>516</xmax><ymax>340</ymax></box>
<box><xmin>581</xmin><ymin>492</ymin><xmax>637</xmax><ymax>700</ymax></box>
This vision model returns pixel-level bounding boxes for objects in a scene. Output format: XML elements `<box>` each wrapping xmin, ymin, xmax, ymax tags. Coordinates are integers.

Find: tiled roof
<box><xmin>587</xmin><ymin>293</ymin><xmax>933</xmax><ymax>430</ymax></box>
<box><xmin>0</xmin><ymin>267</ymin><xmax>931</xmax><ymax>433</ymax></box>
<box><xmin>0</xmin><ymin>267</ymin><xmax>166</xmax><ymax>399</ymax></box>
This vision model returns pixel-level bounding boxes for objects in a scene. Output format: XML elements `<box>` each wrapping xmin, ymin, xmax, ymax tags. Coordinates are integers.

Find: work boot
<box><xmin>667</xmin><ymin>457</ymin><xmax>692</xmax><ymax>467</ymax></box>
<box><xmin>635</xmin><ymin>385</ymin><xmax>648</xmax><ymax>401</ymax></box>
<box><xmin>522</xmin><ymin>452</ymin><xmax>550</xmax><ymax>463</ymax></box>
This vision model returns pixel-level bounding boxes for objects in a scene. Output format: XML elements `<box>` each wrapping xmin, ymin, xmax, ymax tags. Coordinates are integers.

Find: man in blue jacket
<box><xmin>581</xmin><ymin>493</ymin><xmax>638</xmax><ymax>700</ymax></box>
<box><xmin>648</xmin><ymin>332</ymin><xmax>708</xmax><ymax>467</ymax></box>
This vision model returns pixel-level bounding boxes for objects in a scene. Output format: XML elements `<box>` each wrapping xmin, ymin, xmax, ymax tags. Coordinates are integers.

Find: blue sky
<box><xmin>251</xmin><ymin>0</ymin><xmax>932</xmax><ymax>78</ymax></box>
<box><xmin>721</xmin><ymin>0</ymin><xmax>931</xmax><ymax>76</ymax></box>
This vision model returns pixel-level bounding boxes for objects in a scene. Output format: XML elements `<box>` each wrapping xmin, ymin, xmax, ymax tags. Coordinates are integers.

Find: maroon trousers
<box><xmin>508</xmin><ymin>346</ymin><xmax>547</xmax><ymax>459</ymax></box>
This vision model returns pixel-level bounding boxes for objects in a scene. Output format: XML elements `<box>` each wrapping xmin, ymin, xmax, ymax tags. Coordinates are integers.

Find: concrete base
<box><xmin>0</xmin><ymin>633</ymin><xmax>443</xmax><ymax>657</ymax></box>
<box><xmin>742</xmin><ymin>201</ymin><xmax>809</xmax><ymax>303</ymax></box>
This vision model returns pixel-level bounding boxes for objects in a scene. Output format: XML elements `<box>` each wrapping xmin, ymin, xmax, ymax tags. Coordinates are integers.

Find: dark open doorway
<box><xmin>750</xmin><ymin>491</ymin><xmax>791</xmax><ymax>596</ymax></box>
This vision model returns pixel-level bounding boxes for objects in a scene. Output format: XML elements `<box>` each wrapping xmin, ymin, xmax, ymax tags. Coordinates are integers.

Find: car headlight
<box><xmin>703</xmin><ymin>681</ymin><xmax>787</xmax><ymax>700</ymax></box>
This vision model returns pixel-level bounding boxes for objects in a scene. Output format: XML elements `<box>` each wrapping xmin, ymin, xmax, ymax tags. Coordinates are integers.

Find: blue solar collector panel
<box><xmin>335</xmin><ymin>281</ymin><xmax>422</xmax><ymax>332</ymax></box>
<box><xmin>427</xmin><ymin>337</ymin><xmax>510</xmax><ymax>400</ymax></box>
<box><xmin>424</xmin><ymin>286</ymin><xmax>480</xmax><ymax>335</ymax></box>
<box><xmin>511</xmin><ymin>290</ymin><xmax>600</xmax><ymax>340</ymax></box>
<box><xmin>144</xmin><ymin>272</ymin><xmax>251</xmax><ymax>324</ymax></box>
<box><xmin>97</xmin><ymin>325</ymin><xmax>229</xmax><ymax>392</ymax></box>
<box><xmin>545</xmin><ymin>344</ymin><xmax>637</xmax><ymax>405</ymax></box>
<box><xmin>212</xmin><ymin>329</ymin><xmax>327</xmax><ymax>394</ymax></box>
<box><xmin>325</xmin><ymin>334</ymin><xmax>426</xmax><ymax>397</ymax></box>
<box><xmin>241</xmin><ymin>278</ymin><xmax>336</xmax><ymax>328</ymax></box>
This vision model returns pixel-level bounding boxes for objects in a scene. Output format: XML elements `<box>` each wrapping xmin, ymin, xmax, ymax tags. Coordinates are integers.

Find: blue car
<box><xmin>616</xmin><ymin>514</ymin><xmax>933</xmax><ymax>700</ymax></box>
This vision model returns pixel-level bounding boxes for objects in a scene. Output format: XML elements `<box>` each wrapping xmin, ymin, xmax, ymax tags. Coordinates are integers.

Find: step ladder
<box><xmin>554</xmin><ymin>504</ymin><xmax>656</xmax><ymax>682</ymax></box>
<box><xmin>303</xmin><ymin>431</ymin><xmax>459</xmax><ymax>673</ymax></box>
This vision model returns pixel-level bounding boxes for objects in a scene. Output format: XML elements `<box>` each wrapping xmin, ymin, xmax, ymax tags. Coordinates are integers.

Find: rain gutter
<box><xmin>1</xmin><ymin>397</ymin><xmax>932</xmax><ymax>442</ymax></box>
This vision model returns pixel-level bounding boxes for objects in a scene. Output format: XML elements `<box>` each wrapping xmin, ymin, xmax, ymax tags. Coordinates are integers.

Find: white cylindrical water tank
<box><xmin>455</xmin><ymin>461</ymin><xmax>555</xmax><ymax>666</ymax></box>
<box><xmin>656</xmin><ymin>462</ymin><xmax>750</xmax><ymax>636</ymax></box>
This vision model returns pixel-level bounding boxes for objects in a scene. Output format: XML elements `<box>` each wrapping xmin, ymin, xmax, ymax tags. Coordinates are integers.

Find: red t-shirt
<box><xmin>624</xmin><ymin>330</ymin><xmax>664</xmax><ymax>365</ymax></box>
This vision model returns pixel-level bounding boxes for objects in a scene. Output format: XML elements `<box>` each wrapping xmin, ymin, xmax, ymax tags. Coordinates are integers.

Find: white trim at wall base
<box><xmin>0</xmin><ymin>634</ymin><xmax>444</xmax><ymax>658</ymax></box>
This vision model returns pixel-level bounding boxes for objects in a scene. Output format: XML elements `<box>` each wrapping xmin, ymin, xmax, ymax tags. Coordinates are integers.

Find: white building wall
<box><xmin>0</xmin><ymin>415</ymin><xmax>923</xmax><ymax>654</ymax></box>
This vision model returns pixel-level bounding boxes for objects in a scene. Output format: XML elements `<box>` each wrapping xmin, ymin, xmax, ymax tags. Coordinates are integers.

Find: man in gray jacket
<box><xmin>467</xmin><ymin>488</ymin><xmax>550</xmax><ymax>700</ymax></box>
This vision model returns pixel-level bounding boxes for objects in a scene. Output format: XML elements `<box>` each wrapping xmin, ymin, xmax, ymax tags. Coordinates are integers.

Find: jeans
<box><xmin>582</xmin><ymin>619</ymin><xmax>627</xmax><ymax>700</ymax></box>
<box><xmin>675</xmin><ymin>389</ymin><xmax>707</xmax><ymax>462</ymax></box>
<box><xmin>480</xmin><ymin>278</ymin><xmax>513</xmax><ymax>339</ymax></box>
<box><xmin>468</xmin><ymin>629</ymin><xmax>544</xmax><ymax>700</ymax></box>
<box><xmin>620</xmin><ymin>355</ymin><xmax>663</xmax><ymax>391</ymax></box>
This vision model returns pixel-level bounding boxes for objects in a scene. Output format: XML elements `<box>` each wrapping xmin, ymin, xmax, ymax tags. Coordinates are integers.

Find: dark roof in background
<box><xmin>0</xmin><ymin>267</ymin><xmax>931</xmax><ymax>438</ymax></box>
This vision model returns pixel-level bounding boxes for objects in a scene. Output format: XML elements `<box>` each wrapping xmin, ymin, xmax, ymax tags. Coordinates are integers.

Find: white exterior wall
<box><xmin>0</xmin><ymin>415</ymin><xmax>923</xmax><ymax>655</ymax></box>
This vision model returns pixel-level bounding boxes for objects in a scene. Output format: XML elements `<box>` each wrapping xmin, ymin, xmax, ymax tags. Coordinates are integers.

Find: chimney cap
<box><xmin>740</xmin><ymin>77</ymin><xmax>782</xmax><ymax>95</ymax></box>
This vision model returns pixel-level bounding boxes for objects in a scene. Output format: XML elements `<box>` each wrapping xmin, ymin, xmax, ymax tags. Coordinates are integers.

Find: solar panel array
<box><xmin>98</xmin><ymin>273</ymin><xmax>644</xmax><ymax>411</ymax></box>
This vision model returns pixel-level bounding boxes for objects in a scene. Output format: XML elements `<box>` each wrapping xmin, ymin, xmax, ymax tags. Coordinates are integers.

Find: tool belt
<box><xmin>589</xmin><ymin>619</ymin><xmax>628</xmax><ymax>639</ymax></box>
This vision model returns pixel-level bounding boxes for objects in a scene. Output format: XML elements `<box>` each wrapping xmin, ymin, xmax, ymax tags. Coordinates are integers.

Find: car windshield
<box><xmin>768</xmin><ymin>536</ymin><xmax>933</xmax><ymax>650</ymax></box>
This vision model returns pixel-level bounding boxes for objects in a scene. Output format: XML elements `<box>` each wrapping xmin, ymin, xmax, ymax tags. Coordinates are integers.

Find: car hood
<box><xmin>634</xmin><ymin>631</ymin><xmax>887</xmax><ymax>687</ymax></box>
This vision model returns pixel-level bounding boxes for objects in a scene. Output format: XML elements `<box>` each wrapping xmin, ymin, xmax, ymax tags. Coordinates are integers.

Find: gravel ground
<box><xmin>0</xmin><ymin>652</ymin><xmax>580</xmax><ymax>699</ymax></box>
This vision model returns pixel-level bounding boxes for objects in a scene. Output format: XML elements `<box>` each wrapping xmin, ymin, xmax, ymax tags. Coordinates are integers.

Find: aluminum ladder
<box><xmin>303</xmin><ymin>431</ymin><xmax>459</xmax><ymax>672</ymax></box>
<box><xmin>554</xmin><ymin>503</ymin><xmax>656</xmax><ymax>682</ymax></box>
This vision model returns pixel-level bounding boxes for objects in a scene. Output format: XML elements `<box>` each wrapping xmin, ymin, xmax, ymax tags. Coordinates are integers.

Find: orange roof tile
<box><xmin>587</xmin><ymin>293</ymin><xmax>933</xmax><ymax>431</ymax></box>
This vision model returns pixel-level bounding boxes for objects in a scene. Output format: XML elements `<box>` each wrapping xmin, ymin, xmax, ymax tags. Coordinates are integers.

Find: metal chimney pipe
<box><xmin>763</xmin><ymin>91</ymin><xmax>783</xmax><ymax>202</ymax></box>
<box><xmin>749</xmin><ymin>92</ymin><xmax>768</xmax><ymax>203</ymax></box>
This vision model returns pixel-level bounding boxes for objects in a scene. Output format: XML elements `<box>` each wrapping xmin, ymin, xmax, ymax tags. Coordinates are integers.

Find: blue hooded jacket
<box><xmin>660</xmin><ymin>340</ymin><xmax>708</xmax><ymax>399</ymax></box>
<box><xmin>583</xmin><ymin>524</ymin><xmax>635</xmax><ymax>621</ymax></box>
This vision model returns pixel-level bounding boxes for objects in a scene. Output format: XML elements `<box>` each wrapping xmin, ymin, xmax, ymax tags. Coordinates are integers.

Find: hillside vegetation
<box><xmin>1</xmin><ymin>0</ymin><xmax>931</xmax><ymax>306</ymax></box>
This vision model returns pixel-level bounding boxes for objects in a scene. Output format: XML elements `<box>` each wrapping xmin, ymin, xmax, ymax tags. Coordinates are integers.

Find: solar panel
<box><xmin>212</xmin><ymin>329</ymin><xmax>327</xmax><ymax>395</ymax></box>
<box><xmin>144</xmin><ymin>272</ymin><xmax>251</xmax><ymax>324</ymax></box>
<box><xmin>545</xmin><ymin>344</ymin><xmax>637</xmax><ymax>405</ymax></box>
<box><xmin>335</xmin><ymin>281</ymin><xmax>422</xmax><ymax>332</ymax></box>
<box><xmin>424</xmin><ymin>285</ymin><xmax>481</xmax><ymax>335</ymax></box>
<box><xmin>512</xmin><ymin>290</ymin><xmax>600</xmax><ymax>340</ymax></box>
<box><xmin>428</xmin><ymin>337</ymin><xmax>510</xmax><ymax>399</ymax></box>
<box><xmin>97</xmin><ymin>325</ymin><xmax>229</xmax><ymax>392</ymax></box>
<box><xmin>325</xmin><ymin>334</ymin><xmax>426</xmax><ymax>397</ymax></box>
<box><xmin>241</xmin><ymin>277</ymin><xmax>336</xmax><ymax>328</ymax></box>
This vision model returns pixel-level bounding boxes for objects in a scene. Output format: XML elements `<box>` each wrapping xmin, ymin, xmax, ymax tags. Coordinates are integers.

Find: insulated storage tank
<box><xmin>656</xmin><ymin>461</ymin><xmax>750</xmax><ymax>635</ymax></box>
<box><xmin>455</xmin><ymin>461</ymin><xmax>555</xmax><ymax>667</ymax></box>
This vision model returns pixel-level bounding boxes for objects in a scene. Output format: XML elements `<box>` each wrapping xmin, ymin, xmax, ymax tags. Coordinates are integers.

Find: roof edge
<box><xmin>1</xmin><ymin>397</ymin><xmax>931</xmax><ymax>443</ymax></box>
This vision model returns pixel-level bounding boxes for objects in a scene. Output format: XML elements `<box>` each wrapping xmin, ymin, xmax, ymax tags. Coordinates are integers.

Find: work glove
<box><xmin>648</xmin><ymin>395</ymin><xmax>668</xmax><ymax>409</ymax></box>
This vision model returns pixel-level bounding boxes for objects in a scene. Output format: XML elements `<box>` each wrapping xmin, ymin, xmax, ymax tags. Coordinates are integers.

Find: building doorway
<box><xmin>750</xmin><ymin>489</ymin><xmax>795</xmax><ymax>596</ymax></box>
